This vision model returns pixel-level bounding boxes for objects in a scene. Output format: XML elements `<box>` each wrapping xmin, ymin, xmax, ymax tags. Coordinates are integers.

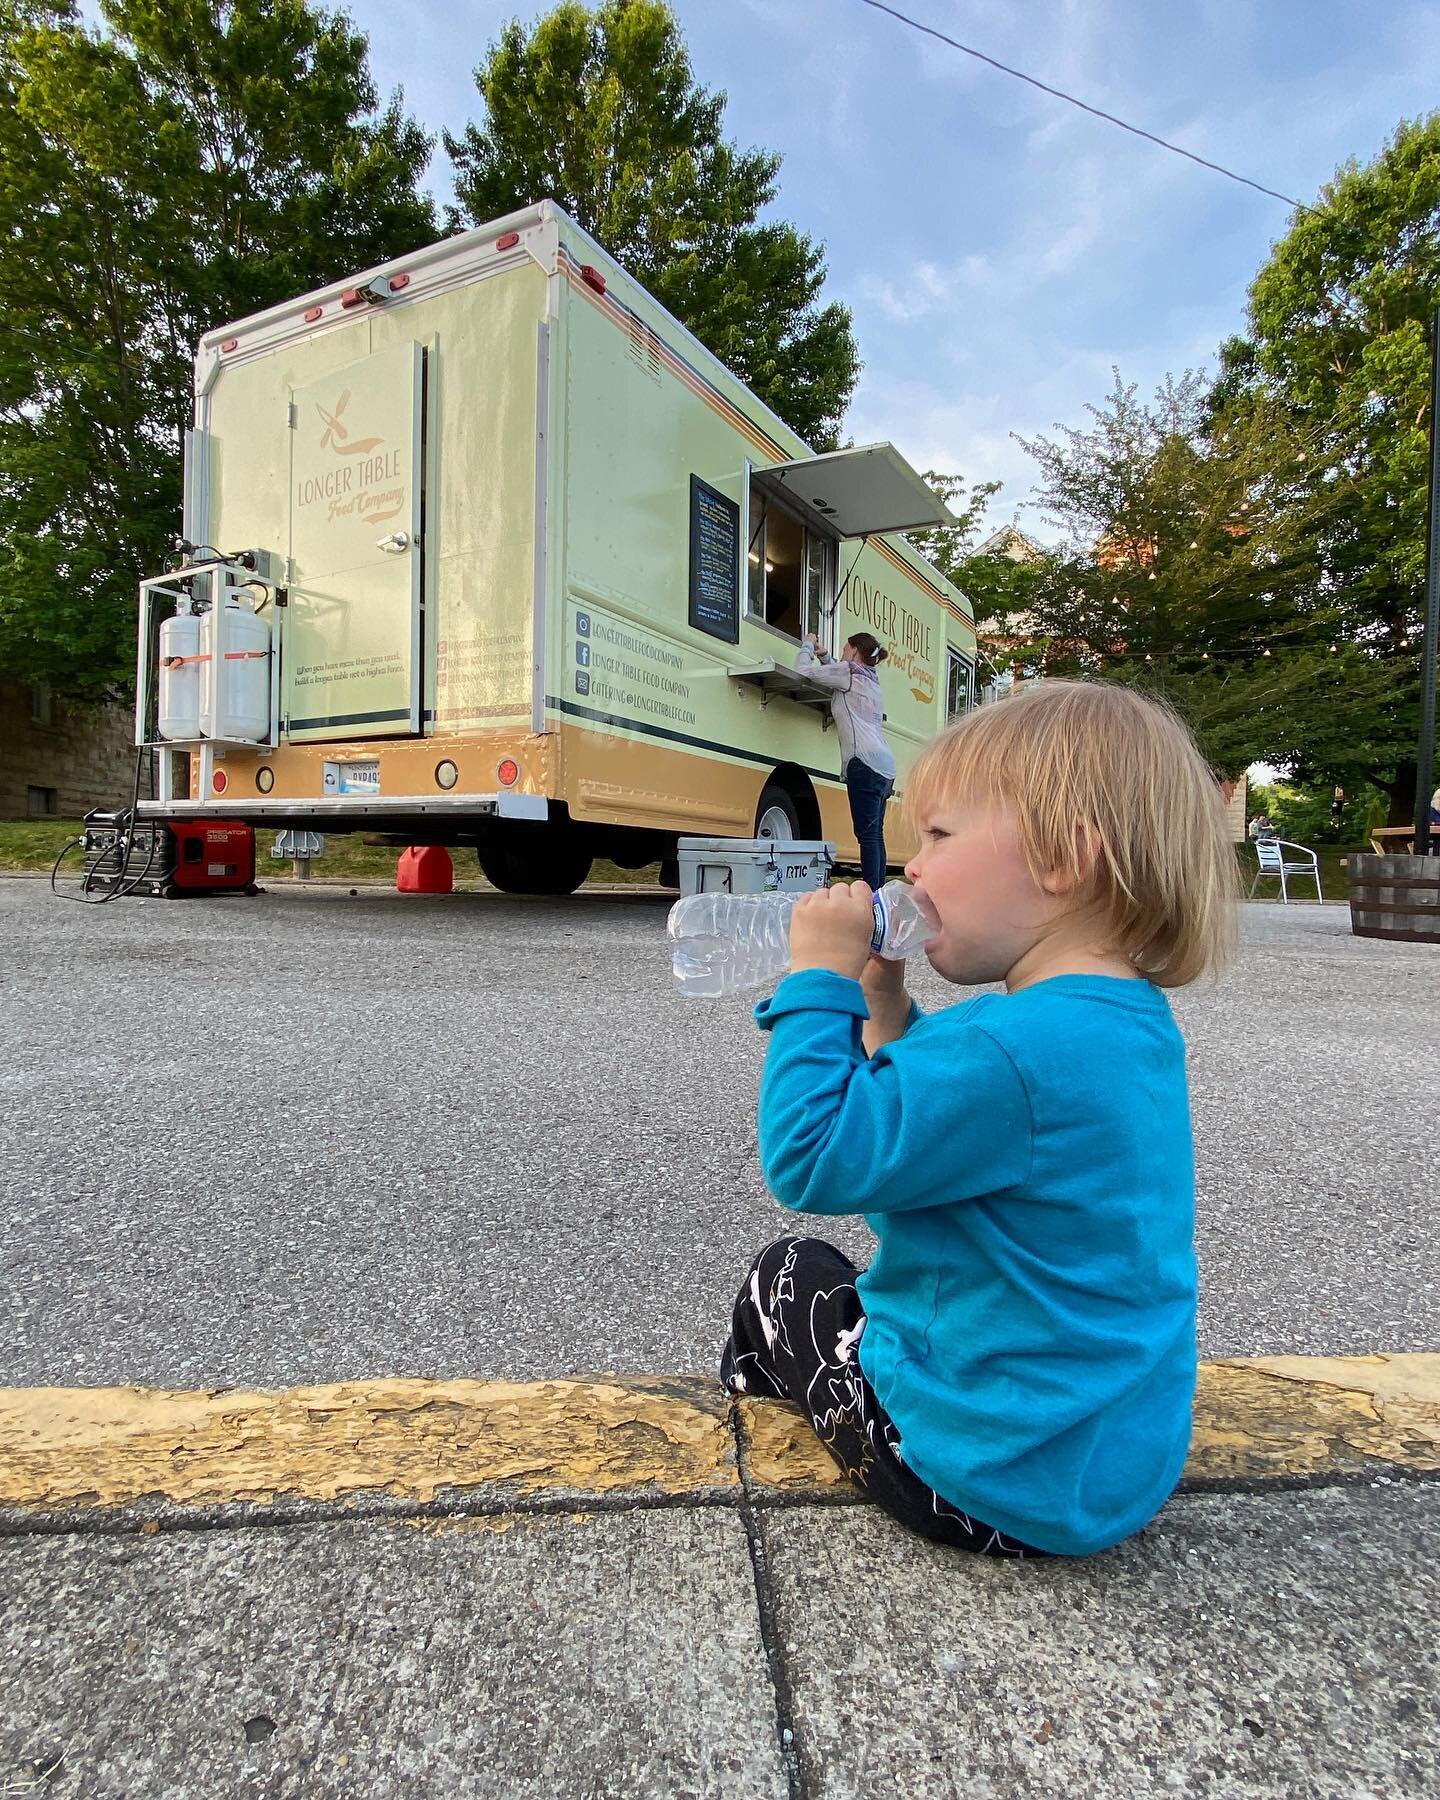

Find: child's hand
<box><xmin>789</xmin><ymin>881</ymin><xmax>875</xmax><ymax>982</ymax></box>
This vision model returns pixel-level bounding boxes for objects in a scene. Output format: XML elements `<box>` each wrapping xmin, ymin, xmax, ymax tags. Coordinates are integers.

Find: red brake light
<box><xmin>340</xmin><ymin>287</ymin><xmax>365</xmax><ymax>310</ymax></box>
<box><xmin>212</xmin><ymin>769</ymin><xmax>229</xmax><ymax>794</ymax></box>
<box><xmin>496</xmin><ymin>231</ymin><xmax>520</xmax><ymax>251</ymax></box>
<box><xmin>497</xmin><ymin>759</ymin><xmax>519</xmax><ymax>788</ymax></box>
<box><xmin>303</xmin><ymin>306</ymin><xmax>323</xmax><ymax>323</ymax></box>
<box><xmin>388</xmin><ymin>272</ymin><xmax>410</xmax><ymax>292</ymax></box>
<box><xmin>580</xmin><ymin>264</ymin><xmax>606</xmax><ymax>295</ymax></box>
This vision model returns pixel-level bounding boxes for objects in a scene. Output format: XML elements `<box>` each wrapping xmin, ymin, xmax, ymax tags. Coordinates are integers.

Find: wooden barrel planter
<box><xmin>1348</xmin><ymin>853</ymin><xmax>1440</xmax><ymax>944</ymax></box>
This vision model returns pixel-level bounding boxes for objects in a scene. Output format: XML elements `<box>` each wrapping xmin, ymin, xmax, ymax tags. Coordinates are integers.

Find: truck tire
<box><xmin>755</xmin><ymin>782</ymin><xmax>801</xmax><ymax>844</ymax></box>
<box><xmin>476</xmin><ymin>834</ymin><xmax>593</xmax><ymax>895</ymax></box>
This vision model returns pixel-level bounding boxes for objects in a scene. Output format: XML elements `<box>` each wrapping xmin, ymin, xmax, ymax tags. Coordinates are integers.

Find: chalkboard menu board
<box><xmin>688</xmin><ymin>475</ymin><xmax>740</xmax><ymax>644</ymax></box>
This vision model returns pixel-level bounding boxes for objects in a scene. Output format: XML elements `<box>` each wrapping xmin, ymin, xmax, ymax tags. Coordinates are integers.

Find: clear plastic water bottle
<box><xmin>668</xmin><ymin>881</ymin><xmax>931</xmax><ymax>998</ymax></box>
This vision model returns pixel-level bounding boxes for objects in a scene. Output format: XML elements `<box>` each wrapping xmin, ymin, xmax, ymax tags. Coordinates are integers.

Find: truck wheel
<box><xmin>755</xmin><ymin>783</ymin><xmax>800</xmax><ymax>844</ymax></box>
<box><xmin>476</xmin><ymin>834</ymin><xmax>593</xmax><ymax>895</ymax></box>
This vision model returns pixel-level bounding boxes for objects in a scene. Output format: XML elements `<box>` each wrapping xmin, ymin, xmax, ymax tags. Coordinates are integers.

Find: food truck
<box><xmin>136</xmin><ymin>200</ymin><xmax>977</xmax><ymax>892</ymax></box>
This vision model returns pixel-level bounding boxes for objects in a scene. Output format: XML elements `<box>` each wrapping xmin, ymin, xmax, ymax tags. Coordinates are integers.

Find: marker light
<box><xmin>497</xmin><ymin>759</ymin><xmax>520</xmax><ymax>787</ymax></box>
<box><xmin>388</xmin><ymin>273</ymin><xmax>410</xmax><ymax>292</ymax></box>
<box><xmin>435</xmin><ymin>760</ymin><xmax>459</xmax><ymax>790</ymax></box>
<box><xmin>580</xmin><ymin>265</ymin><xmax>606</xmax><ymax>294</ymax></box>
<box><xmin>304</xmin><ymin>307</ymin><xmax>323</xmax><ymax>323</ymax></box>
<box><xmin>256</xmin><ymin>767</ymin><xmax>275</xmax><ymax>793</ymax></box>
<box><xmin>212</xmin><ymin>769</ymin><xmax>229</xmax><ymax>794</ymax></box>
<box><xmin>496</xmin><ymin>231</ymin><xmax>521</xmax><ymax>251</ymax></box>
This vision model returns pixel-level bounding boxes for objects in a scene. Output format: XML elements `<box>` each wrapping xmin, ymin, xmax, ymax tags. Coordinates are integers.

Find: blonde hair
<box><xmin>905</xmin><ymin>680</ymin><xmax>1238</xmax><ymax>986</ymax></box>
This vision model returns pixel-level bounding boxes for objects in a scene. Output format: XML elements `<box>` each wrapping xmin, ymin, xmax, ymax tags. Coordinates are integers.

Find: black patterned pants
<box><xmin>721</xmin><ymin>1235</ymin><xmax>1046</xmax><ymax>1558</ymax></box>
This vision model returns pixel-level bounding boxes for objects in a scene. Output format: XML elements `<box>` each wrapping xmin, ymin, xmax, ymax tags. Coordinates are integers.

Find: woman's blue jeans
<box><xmin>846</xmin><ymin>758</ymin><xmax>895</xmax><ymax>890</ymax></box>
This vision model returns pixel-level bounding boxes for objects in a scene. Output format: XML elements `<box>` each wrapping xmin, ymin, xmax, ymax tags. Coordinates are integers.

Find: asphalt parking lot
<box><xmin>2</xmin><ymin>880</ymin><xmax>1436</xmax><ymax>1388</ymax></box>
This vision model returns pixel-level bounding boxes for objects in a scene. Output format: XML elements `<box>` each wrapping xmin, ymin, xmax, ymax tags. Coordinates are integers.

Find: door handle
<box><xmin>376</xmin><ymin>532</ymin><xmax>410</xmax><ymax>554</ymax></box>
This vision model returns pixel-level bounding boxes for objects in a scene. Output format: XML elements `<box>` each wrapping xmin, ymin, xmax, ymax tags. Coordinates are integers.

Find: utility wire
<box><xmin>861</xmin><ymin>0</ymin><xmax>1307</xmax><ymax>212</ymax></box>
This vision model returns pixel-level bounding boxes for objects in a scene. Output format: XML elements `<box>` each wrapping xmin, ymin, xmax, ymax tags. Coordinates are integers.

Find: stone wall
<box><xmin>0</xmin><ymin>682</ymin><xmax>151</xmax><ymax>818</ymax></box>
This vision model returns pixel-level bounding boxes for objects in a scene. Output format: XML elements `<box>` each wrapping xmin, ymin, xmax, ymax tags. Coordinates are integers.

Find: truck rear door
<box><xmin>285</xmin><ymin>338</ymin><xmax>424</xmax><ymax>741</ymax></box>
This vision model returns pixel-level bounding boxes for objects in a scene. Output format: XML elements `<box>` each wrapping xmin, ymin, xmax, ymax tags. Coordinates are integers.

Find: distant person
<box><xmin>720</xmin><ymin>680</ymin><xmax>1236</xmax><ymax>1558</ymax></box>
<box><xmin>1248</xmin><ymin>813</ymin><xmax>1277</xmax><ymax>842</ymax></box>
<box><xmin>796</xmin><ymin>631</ymin><xmax>895</xmax><ymax>888</ymax></box>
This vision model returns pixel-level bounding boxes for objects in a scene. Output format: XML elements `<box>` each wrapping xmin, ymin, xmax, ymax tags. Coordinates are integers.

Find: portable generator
<box><xmin>81</xmin><ymin>817</ymin><xmax>256</xmax><ymax>899</ymax></box>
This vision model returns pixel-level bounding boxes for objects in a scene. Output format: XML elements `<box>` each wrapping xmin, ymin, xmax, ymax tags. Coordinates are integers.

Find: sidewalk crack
<box><xmin>731</xmin><ymin>1399</ymin><xmax>808</xmax><ymax>1800</ymax></box>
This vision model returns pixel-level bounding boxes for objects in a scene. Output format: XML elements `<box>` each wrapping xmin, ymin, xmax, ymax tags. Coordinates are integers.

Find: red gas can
<box><xmin>397</xmin><ymin>845</ymin><xmax>454</xmax><ymax>894</ymax></box>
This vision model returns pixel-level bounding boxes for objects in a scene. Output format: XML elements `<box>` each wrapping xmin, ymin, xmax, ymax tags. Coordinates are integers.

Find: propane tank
<box><xmin>158</xmin><ymin>609</ymin><xmax>201</xmax><ymax>740</ymax></box>
<box><xmin>200</xmin><ymin>596</ymin><xmax>271</xmax><ymax>742</ymax></box>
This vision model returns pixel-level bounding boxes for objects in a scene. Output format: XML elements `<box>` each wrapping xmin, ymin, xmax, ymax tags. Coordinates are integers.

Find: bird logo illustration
<box><xmin>316</xmin><ymin>389</ymin><xmax>383</xmax><ymax>456</ymax></box>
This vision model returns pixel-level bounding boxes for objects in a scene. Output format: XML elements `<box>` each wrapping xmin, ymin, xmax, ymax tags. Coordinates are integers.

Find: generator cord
<box><xmin>50</xmin><ymin>744</ymin><xmax>160</xmax><ymax>905</ymax></box>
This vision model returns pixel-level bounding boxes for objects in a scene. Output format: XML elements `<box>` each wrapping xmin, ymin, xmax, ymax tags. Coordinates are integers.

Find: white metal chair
<box><xmin>1248</xmin><ymin>838</ymin><xmax>1323</xmax><ymax>903</ymax></box>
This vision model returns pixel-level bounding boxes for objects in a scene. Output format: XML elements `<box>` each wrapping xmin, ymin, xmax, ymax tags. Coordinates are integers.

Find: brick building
<box><xmin>0</xmin><ymin>682</ymin><xmax>150</xmax><ymax>818</ymax></box>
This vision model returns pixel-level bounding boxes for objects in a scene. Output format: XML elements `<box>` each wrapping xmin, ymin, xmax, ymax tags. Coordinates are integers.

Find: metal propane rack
<box><xmin>135</xmin><ymin>553</ymin><xmax>282</xmax><ymax>809</ymax></box>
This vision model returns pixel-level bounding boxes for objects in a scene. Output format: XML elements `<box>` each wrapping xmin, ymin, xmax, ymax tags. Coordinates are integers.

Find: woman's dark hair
<box><xmin>847</xmin><ymin>632</ymin><xmax>888</xmax><ymax>667</ymax></box>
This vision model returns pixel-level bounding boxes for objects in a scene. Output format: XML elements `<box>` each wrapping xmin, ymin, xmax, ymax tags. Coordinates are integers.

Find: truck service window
<box><xmin>747</xmin><ymin>484</ymin><xmax>834</xmax><ymax>644</ymax></box>
<box><xmin>946</xmin><ymin>647</ymin><xmax>975</xmax><ymax>718</ymax></box>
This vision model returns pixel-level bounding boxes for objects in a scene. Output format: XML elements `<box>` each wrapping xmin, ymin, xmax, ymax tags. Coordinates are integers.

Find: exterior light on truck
<box><xmin>580</xmin><ymin>265</ymin><xmax>607</xmax><ymax>295</ymax></box>
<box><xmin>341</xmin><ymin>277</ymin><xmax>391</xmax><ymax>310</ymax></box>
<box><xmin>497</xmin><ymin>759</ymin><xmax>519</xmax><ymax>787</ymax></box>
<box><xmin>496</xmin><ymin>231</ymin><xmax>521</xmax><ymax>251</ymax></box>
<box><xmin>435</xmin><ymin>760</ymin><xmax>459</xmax><ymax>790</ymax></box>
<box><xmin>220</xmin><ymin>338</ymin><xmax>238</xmax><ymax>352</ymax></box>
<box><xmin>303</xmin><ymin>307</ymin><xmax>323</xmax><ymax>323</ymax></box>
<box><xmin>212</xmin><ymin>769</ymin><xmax>229</xmax><ymax>794</ymax></box>
<box><xmin>388</xmin><ymin>273</ymin><xmax>410</xmax><ymax>292</ymax></box>
<box><xmin>256</xmin><ymin>767</ymin><xmax>274</xmax><ymax>793</ymax></box>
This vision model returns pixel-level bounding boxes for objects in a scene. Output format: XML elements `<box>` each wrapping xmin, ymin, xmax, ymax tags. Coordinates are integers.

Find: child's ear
<box><xmin>1041</xmin><ymin>824</ymin><xmax>1101</xmax><ymax>897</ymax></box>
<box><xmin>1040</xmin><ymin>864</ymin><xmax>1080</xmax><ymax>897</ymax></box>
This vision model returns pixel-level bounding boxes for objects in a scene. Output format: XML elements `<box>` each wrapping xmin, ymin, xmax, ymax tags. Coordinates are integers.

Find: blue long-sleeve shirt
<box><xmin>753</xmin><ymin>969</ymin><xmax>1198</xmax><ymax>1556</ymax></box>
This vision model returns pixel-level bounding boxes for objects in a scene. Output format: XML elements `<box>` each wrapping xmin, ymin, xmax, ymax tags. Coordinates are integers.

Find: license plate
<box><xmin>323</xmin><ymin>759</ymin><xmax>381</xmax><ymax>796</ymax></box>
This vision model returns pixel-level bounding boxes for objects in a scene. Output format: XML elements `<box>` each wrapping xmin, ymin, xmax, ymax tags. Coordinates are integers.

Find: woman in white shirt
<box><xmin>795</xmin><ymin>631</ymin><xmax>896</xmax><ymax>889</ymax></box>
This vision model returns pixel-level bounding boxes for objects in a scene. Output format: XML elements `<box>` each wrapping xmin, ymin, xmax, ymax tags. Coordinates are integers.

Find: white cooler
<box><xmin>677</xmin><ymin>837</ymin><xmax>835</xmax><ymax>898</ymax></box>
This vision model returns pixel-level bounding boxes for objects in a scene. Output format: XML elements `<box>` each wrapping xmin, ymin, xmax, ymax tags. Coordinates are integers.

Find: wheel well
<box><xmin>759</xmin><ymin>764</ymin><xmax>821</xmax><ymax>839</ymax></box>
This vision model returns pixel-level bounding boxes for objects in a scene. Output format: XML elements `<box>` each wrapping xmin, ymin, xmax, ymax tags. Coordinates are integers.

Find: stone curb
<box><xmin>0</xmin><ymin>1356</ymin><xmax>1435</xmax><ymax>1536</ymax></box>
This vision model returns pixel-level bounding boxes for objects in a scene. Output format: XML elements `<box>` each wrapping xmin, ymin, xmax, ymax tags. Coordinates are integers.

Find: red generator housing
<box><xmin>81</xmin><ymin>818</ymin><xmax>257</xmax><ymax>898</ymax></box>
<box><xmin>167</xmin><ymin>820</ymin><xmax>256</xmax><ymax>893</ymax></box>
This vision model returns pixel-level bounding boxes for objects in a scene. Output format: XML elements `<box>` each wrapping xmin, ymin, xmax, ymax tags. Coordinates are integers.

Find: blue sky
<box><xmin>102</xmin><ymin>0</ymin><xmax>1440</xmax><ymax>532</ymax></box>
<box><xmin>345</xmin><ymin>0</ymin><xmax>1438</xmax><ymax>535</ymax></box>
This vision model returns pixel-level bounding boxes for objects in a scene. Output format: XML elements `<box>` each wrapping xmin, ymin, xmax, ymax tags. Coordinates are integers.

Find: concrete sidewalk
<box><xmin>2</xmin><ymin>1358</ymin><xmax>1438</xmax><ymax>1798</ymax></box>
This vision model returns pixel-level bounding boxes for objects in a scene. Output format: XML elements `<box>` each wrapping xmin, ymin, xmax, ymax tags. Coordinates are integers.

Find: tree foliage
<box><xmin>967</xmin><ymin>369</ymin><xmax>1408</xmax><ymax>780</ymax></box>
<box><xmin>0</xmin><ymin>0</ymin><xmax>435</xmax><ymax>700</ymax></box>
<box><xmin>1211</xmin><ymin>115</ymin><xmax>1440</xmax><ymax>805</ymax></box>
<box><xmin>445</xmin><ymin>0</ymin><xmax>859</xmax><ymax>447</ymax></box>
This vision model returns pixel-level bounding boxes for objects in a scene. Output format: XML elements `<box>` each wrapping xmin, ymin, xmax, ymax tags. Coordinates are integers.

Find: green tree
<box><xmin>1217</xmin><ymin>115</ymin><xmax>1440</xmax><ymax>813</ymax></box>
<box><xmin>991</xmin><ymin>368</ymin><xmax>1421</xmax><ymax>783</ymax></box>
<box><xmin>904</xmin><ymin>471</ymin><xmax>1055</xmax><ymax>681</ymax></box>
<box><xmin>445</xmin><ymin>0</ymin><xmax>859</xmax><ymax>446</ymax></box>
<box><xmin>0</xmin><ymin>0</ymin><xmax>434</xmax><ymax>701</ymax></box>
